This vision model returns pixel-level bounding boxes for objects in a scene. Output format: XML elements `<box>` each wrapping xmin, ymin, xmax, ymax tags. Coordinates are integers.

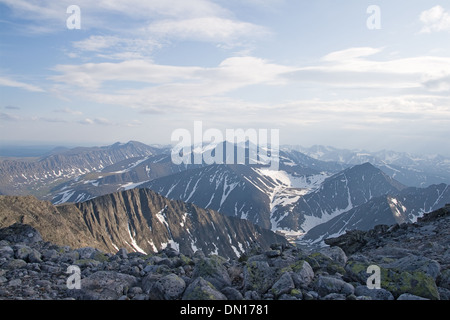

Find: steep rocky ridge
<box><xmin>0</xmin><ymin>189</ymin><xmax>286</xmax><ymax>260</ymax></box>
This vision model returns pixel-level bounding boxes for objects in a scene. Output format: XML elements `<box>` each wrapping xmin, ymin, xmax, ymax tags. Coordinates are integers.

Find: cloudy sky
<box><xmin>0</xmin><ymin>0</ymin><xmax>449</xmax><ymax>155</ymax></box>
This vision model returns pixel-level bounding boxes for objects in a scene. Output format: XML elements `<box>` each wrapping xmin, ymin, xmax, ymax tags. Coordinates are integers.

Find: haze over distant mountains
<box><xmin>1</xmin><ymin>140</ymin><xmax>449</xmax><ymax>249</ymax></box>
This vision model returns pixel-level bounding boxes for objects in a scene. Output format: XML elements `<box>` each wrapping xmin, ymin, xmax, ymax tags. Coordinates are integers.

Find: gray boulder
<box><xmin>148</xmin><ymin>273</ymin><xmax>186</xmax><ymax>300</ymax></box>
<box><xmin>0</xmin><ymin>245</ymin><xmax>14</xmax><ymax>259</ymax></box>
<box><xmin>322</xmin><ymin>293</ymin><xmax>346</xmax><ymax>300</ymax></box>
<box><xmin>397</xmin><ymin>293</ymin><xmax>429</xmax><ymax>300</ymax></box>
<box><xmin>383</xmin><ymin>255</ymin><xmax>441</xmax><ymax>280</ymax></box>
<box><xmin>192</xmin><ymin>256</ymin><xmax>231</xmax><ymax>290</ymax></box>
<box><xmin>354</xmin><ymin>285</ymin><xmax>394</xmax><ymax>300</ymax></box>
<box><xmin>270</xmin><ymin>272</ymin><xmax>295</xmax><ymax>298</ymax></box>
<box><xmin>221</xmin><ymin>287</ymin><xmax>243</xmax><ymax>300</ymax></box>
<box><xmin>289</xmin><ymin>260</ymin><xmax>315</xmax><ymax>288</ymax></box>
<box><xmin>69</xmin><ymin>271</ymin><xmax>138</xmax><ymax>300</ymax></box>
<box><xmin>0</xmin><ymin>224</ymin><xmax>42</xmax><ymax>245</ymax></box>
<box><xmin>182</xmin><ymin>277</ymin><xmax>227</xmax><ymax>300</ymax></box>
<box><xmin>243</xmin><ymin>260</ymin><xmax>279</xmax><ymax>294</ymax></box>
<box><xmin>14</xmin><ymin>245</ymin><xmax>41</xmax><ymax>263</ymax></box>
<box><xmin>438</xmin><ymin>269</ymin><xmax>450</xmax><ymax>290</ymax></box>
<box><xmin>4</xmin><ymin>259</ymin><xmax>27</xmax><ymax>269</ymax></box>
<box><xmin>76</xmin><ymin>247</ymin><xmax>98</xmax><ymax>259</ymax></box>
<box><xmin>319</xmin><ymin>246</ymin><xmax>348</xmax><ymax>267</ymax></box>
<box><xmin>314</xmin><ymin>276</ymin><xmax>355</xmax><ymax>297</ymax></box>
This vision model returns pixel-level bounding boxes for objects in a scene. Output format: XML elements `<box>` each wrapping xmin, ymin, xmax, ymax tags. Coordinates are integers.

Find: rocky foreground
<box><xmin>1</xmin><ymin>205</ymin><xmax>450</xmax><ymax>300</ymax></box>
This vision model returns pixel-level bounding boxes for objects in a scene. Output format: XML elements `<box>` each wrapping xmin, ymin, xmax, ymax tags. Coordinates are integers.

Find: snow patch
<box><xmin>126</xmin><ymin>223</ymin><xmax>146</xmax><ymax>254</ymax></box>
<box><xmin>120</xmin><ymin>180</ymin><xmax>150</xmax><ymax>191</ymax></box>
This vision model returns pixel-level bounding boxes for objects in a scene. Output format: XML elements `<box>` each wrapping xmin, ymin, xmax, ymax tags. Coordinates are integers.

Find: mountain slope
<box><xmin>282</xmin><ymin>163</ymin><xmax>406</xmax><ymax>233</ymax></box>
<box><xmin>0</xmin><ymin>189</ymin><xmax>287</xmax><ymax>259</ymax></box>
<box><xmin>144</xmin><ymin>164</ymin><xmax>273</xmax><ymax>229</ymax></box>
<box><xmin>144</xmin><ymin>161</ymin><xmax>331</xmax><ymax>231</ymax></box>
<box><xmin>300</xmin><ymin>183</ymin><xmax>450</xmax><ymax>245</ymax></box>
<box><xmin>0</xmin><ymin>141</ymin><xmax>160</xmax><ymax>197</ymax></box>
<box><xmin>48</xmin><ymin>153</ymin><xmax>200</xmax><ymax>204</ymax></box>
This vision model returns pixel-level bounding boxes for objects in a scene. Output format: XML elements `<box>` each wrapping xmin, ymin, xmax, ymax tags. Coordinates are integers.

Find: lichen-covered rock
<box><xmin>380</xmin><ymin>269</ymin><xmax>440</xmax><ymax>300</ymax></box>
<box><xmin>270</xmin><ymin>272</ymin><xmax>294</xmax><ymax>298</ymax></box>
<box><xmin>182</xmin><ymin>277</ymin><xmax>227</xmax><ymax>300</ymax></box>
<box><xmin>243</xmin><ymin>260</ymin><xmax>280</xmax><ymax>294</ymax></box>
<box><xmin>74</xmin><ymin>258</ymin><xmax>102</xmax><ymax>268</ymax></box>
<box><xmin>192</xmin><ymin>255</ymin><xmax>231</xmax><ymax>290</ymax></box>
<box><xmin>319</xmin><ymin>246</ymin><xmax>348</xmax><ymax>267</ymax></box>
<box><xmin>283</xmin><ymin>260</ymin><xmax>314</xmax><ymax>288</ymax></box>
<box><xmin>148</xmin><ymin>273</ymin><xmax>186</xmax><ymax>300</ymax></box>
<box><xmin>314</xmin><ymin>276</ymin><xmax>354</xmax><ymax>297</ymax></box>
<box><xmin>14</xmin><ymin>245</ymin><xmax>33</xmax><ymax>260</ymax></box>
<box><xmin>306</xmin><ymin>252</ymin><xmax>346</xmax><ymax>275</ymax></box>
<box><xmin>345</xmin><ymin>258</ymin><xmax>440</xmax><ymax>300</ymax></box>
<box><xmin>382</xmin><ymin>255</ymin><xmax>441</xmax><ymax>280</ymax></box>
<box><xmin>438</xmin><ymin>269</ymin><xmax>450</xmax><ymax>290</ymax></box>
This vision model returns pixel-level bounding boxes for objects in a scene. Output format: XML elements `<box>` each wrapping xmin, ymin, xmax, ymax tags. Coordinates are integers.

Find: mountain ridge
<box><xmin>0</xmin><ymin>141</ymin><xmax>160</xmax><ymax>197</ymax></box>
<box><xmin>0</xmin><ymin>188</ymin><xmax>287</xmax><ymax>260</ymax></box>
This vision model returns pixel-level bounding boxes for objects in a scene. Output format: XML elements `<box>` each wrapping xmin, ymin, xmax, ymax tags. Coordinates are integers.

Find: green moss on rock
<box><xmin>244</xmin><ymin>261</ymin><xmax>280</xmax><ymax>294</ymax></box>
<box><xmin>345</xmin><ymin>260</ymin><xmax>440</xmax><ymax>300</ymax></box>
<box><xmin>91</xmin><ymin>251</ymin><xmax>109</xmax><ymax>263</ymax></box>
<box><xmin>307</xmin><ymin>252</ymin><xmax>345</xmax><ymax>275</ymax></box>
<box><xmin>74</xmin><ymin>259</ymin><xmax>101</xmax><ymax>267</ymax></box>
<box><xmin>381</xmin><ymin>269</ymin><xmax>439</xmax><ymax>300</ymax></box>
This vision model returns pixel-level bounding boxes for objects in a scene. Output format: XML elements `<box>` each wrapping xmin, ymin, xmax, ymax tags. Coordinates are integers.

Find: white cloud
<box><xmin>94</xmin><ymin>0</ymin><xmax>228</xmax><ymax>20</ymax></box>
<box><xmin>322</xmin><ymin>47</ymin><xmax>383</xmax><ymax>62</ymax></box>
<box><xmin>70</xmin><ymin>35</ymin><xmax>161</xmax><ymax>60</ymax></box>
<box><xmin>49</xmin><ymin>47</ymin><xmax>450</xmax><ymax>119</ymax></box>
<box><xmin>50</xmin><ymin>56</ymin><xmax>296</xmax><ymax>111</ymax></box>
<box><xmin>72</xmin><ymin>36</ymin><xmax>121</xmax><ymax>52</ymax></box>
<box><xmin>420</xmin><ymin>5</ymin><xmax>450</xmax><ymax>33</ymax></box>
<box><xmin>288</xmin><ymin>47</ymin><xmax>450</xmax><ymax>92</ymax></box>
<box><xmin>0</xmin><ymin>76</ymin><xmax>44</xmax><ymax>92</ymax></box>
<box><xmin>51</xmin><ymin>60</ymin><xmax>203</xmax><ymax>90</ymax></box>
<box><xmin>1</xmin><ymin>0</ymin><xmax>267</xmax><ymax>50</ymax></box>
<box><xmin>78</xmin><ymin>118</ymin><xmax>114</xmax><ymax>126</ymax></box>
<box><xmin>148</xmin><ymin>17</ymin><xmax>269</xmax><ymax>45</ymax></box>
<box><xmin>53</xmin><ymin>107</ymin><xmax>83</xmax><ymax>115</ymax></box>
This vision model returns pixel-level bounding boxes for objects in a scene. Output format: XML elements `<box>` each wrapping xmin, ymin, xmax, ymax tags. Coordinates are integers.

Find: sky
<box><xmin>0</xmin><ymin>0</ymin><xmax>449</xmax><ymax>156</ymax></box>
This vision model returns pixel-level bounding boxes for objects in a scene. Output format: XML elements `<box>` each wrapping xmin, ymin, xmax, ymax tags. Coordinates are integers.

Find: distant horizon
<box><xmin>1</xmin><ymin>139</ymin><xmax>450</xmax><ymax>159</ymax></box>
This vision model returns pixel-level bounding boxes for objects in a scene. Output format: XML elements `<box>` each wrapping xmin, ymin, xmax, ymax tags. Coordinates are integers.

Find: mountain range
<box><xmin>289</xmin><ymin>145</ymin><xmax>450</xmax><ymax>188</ymax></box>
<box><xmin>1</xmin><ymin>140</ymin><xmax>450</xmax><ymax>250</ymax></box>
<box><xmin>0</xmin><ymin>141</ymin><xmax>161</xmax><ymax>197</ymax></box>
